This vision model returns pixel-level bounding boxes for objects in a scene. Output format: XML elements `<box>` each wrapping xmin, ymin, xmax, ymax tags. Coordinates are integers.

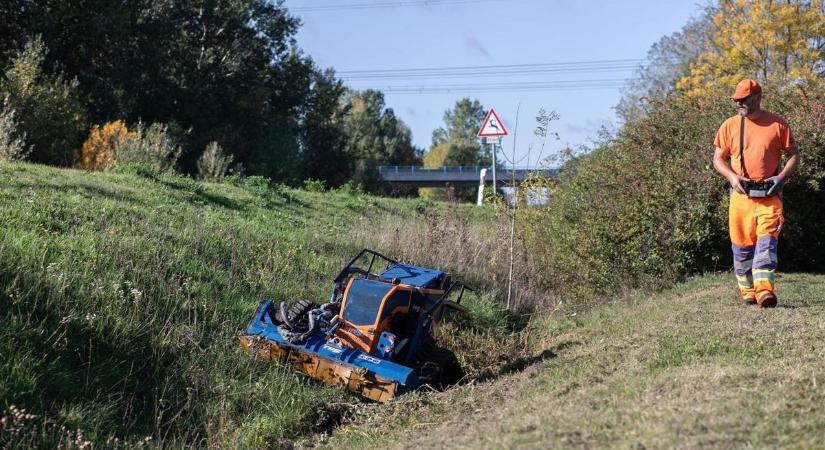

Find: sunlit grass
<box><xmin>0</xmin><ymin>161</ymin><xmax>525</xmax><ymax>448</ymax></box>
<box><xmin>325</xmin><ymin>272</ymin><xmax>825</xmax><ymax>449</ymax></box>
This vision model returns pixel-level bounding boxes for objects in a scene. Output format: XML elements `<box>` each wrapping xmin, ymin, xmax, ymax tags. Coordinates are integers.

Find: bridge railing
<box><xmin>377</xmin><ymin>165</ymin><xmax>545</xmax><ymax>173</ymax></box>
<box><xmin>378</xmin><ymin>165</ymin><xmax>487</xmax><ymax>173</ymax></box>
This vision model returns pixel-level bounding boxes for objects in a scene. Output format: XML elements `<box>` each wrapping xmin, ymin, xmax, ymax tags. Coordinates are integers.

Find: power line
<box><xmin>349</xmin><ymin>78</ymin><xmax>627</xmax><ymax>94</ymax></box>
<box><xmin>339</xmin><ymin>64</ymin><xmax>642</xmax><ymax>80</ymax></box>
<box><xmin>356</xmin><ymin>78</ymin><xmax>627</xmax><ymax>88</ymax></box>
<box><xmin>375</xmin><ymin>86</ymin><xmax>625</xmax><ymax>94</ymax></box>
<box><xmin>335</xmin><ymin>59</ymin><xmax>652</xmax><ymax>94</ymax></box>
<box><xmin>336</xmin><ymin>58</ymin><xmax>646</xmax><ymax>75</ymax></box>
<box><xmin>288</xmin><ymin>0</ymin><xmax>503</xmax><ymax>12</ymax></box>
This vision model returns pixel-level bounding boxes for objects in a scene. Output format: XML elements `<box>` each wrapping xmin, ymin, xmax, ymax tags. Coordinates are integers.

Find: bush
<box><xmin>520</xmin><ymin>93</ymin><xmax>731</xmax><ymax>303</ymax></box>
<box><xmin>0</xmin><ymin>37</ymin><xmax>87</xmax><ymax>166</ymax></box>
<box><xmin>115</xmin><ymin>122</ymin><xmax>182</xmax><ymax>172</ymax></box>
<box><xmin>519</xmin><ymin>87</ymin><xmax>825</xmax><ymax>304</ymax></box>
<box><xmin>302</xmin><ymin>178</ymin><xmax>326</xmax><ymax>192</ymax></box>
<box><xmin>112</xmin><ymin>163</ymin><xmax>160</xmax><ymax>179</ymax></box>
<box><xmin>0</xmin><ymin>98</ymin><xmax>30</xmax><ymax>162</ymax></box>
<box><xmin>765</xmin><ymin>88</ymin><xmax>825</xmax><ymax>270</ymax></box>
<box><xmin>197</xmin><ymin>141</ymin><xmax>233</xmax><ymax>182</ymax></box>
<box><xmin>75</xmin><ymin>120</ymin><xmax>136</xmax><ymax>171</ymax></box>
<box><xmin>334</xmin><ymin>180</ymin><xmax>364</xmax><ymax>196</ymax></box>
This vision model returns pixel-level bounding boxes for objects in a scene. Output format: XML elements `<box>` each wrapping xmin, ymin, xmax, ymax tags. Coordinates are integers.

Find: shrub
<box><xmin>197</xmin><ymin>141</ymin><xmax>233</xmax><ymax>182</ymax></box>
<box><xmin>302</xmin><ymin>178</ymin><xmax>326</xmax><ymax>192</ymax></box>
<box><xmin>112</xmin><ymin>163</ymin><xmax>160</xmax><ymax>179</ymax></box>
<box><xmin>334</xmin><ymin>180</ymin><xmax>364</xmax><ymax>196</ymax></box>
<box><xmin>115</xmin><ymin>122</ymin><xmax>182</xmax><ymax>172</ymax></box>
<box><xmin>0</xmin><ymin>98</ymin><xmax>30</xmax><ymax>162</ymax></box>
<box><xmin>520</xmin><ymin>93</ymin><xmax>731</xmax><ymax>303</ymax></box>
<box><xmin>75</xmin><ymin>120</ymin><xmax>136</xmax><ymax>171</ymax></box>
<box><xmin>223</xmin><ymin>163</ymin><xmax>247</xmax><ymax>186</ymax></box>
<box><xmin>766</xmin><ymin>88</ymin><xmax>825</xmax><ymax>270</ymax></box>
<box><xmin>0</xmin><ymin>36</ymin><xmax>87</xmax><ymax>166</ymax></box>
<box><xmin>519</xmin><ymin>87</ymin><xmax>825</xmax><ymax>304</ymax></box>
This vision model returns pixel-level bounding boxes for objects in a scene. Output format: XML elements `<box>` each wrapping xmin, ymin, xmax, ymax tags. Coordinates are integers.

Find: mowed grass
<box><xmin>323</xmin><ymin>273</ymin><xmax>825</xmax><ymax>449</ymax></box>
<box><xmin>0</xmin><ymin>162</ymin><xmax>522</xmax><ymax>449</ymax></box>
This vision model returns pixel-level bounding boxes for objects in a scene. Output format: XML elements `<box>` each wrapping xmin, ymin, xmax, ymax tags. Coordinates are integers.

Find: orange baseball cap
<box><xmin>730</xmin><ymin>79</ymin><xmax>762</xmax><ymax>100</ymax></box>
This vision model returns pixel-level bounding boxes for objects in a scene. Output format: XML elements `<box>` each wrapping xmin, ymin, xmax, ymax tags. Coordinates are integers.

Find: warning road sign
<box><xmin>477</xmin><ymin>108</ymin><xmax>509</xmax><ymax>138</ymax></box>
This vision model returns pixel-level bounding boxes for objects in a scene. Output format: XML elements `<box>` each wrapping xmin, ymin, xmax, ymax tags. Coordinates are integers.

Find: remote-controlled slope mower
<box><xmin>236</xmin><ymin>249</ymin><xmax>468</xmax><ymax>402</ymax></box>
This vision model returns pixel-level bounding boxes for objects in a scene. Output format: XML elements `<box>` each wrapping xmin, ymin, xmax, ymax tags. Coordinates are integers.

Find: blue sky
<box><xmin>292</xmin><ymin>0</ymin><xmax>703</xmax><ymax>167</ymax></box>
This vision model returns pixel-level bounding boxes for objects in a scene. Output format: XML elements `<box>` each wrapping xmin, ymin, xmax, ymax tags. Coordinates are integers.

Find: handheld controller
<box><xmin>742</xmin><ymin>179</ymin><xmax>775</xmax><ymax>198</ymax></box>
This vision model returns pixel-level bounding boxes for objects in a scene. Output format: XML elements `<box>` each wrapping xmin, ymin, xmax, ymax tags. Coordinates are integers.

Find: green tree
<box><xmin>141</xmin><ymin>0</ymin><xmax>310</xmax><ymax>174</ymax></box>
<box><xmin>428</xmin><ymin>98</ymin><xmax>489</xmax><ymax>167</ymax></box>
<box><xmin>342</xmin><ymin>90</ymin><xmax>420</xmax><ymax>191</ymax></box>
<box><xmin>0</xmin><ymin>0</ymin><xmax>328</xmax><ymax>182</ymax></box>
<box><xmin>242</xmin><ymin>50</ymin><xmax>314</xmax><ymax>184</ymax></box>
<box><xmin>0</xmin><ymin>1</ymin><xmax>27</xmax><ymax>59</ymax></box>
<box><xmin>421</xmin><ymin>98</ymin><xmax>488</xmax><ymax>201</ymax></box>
<box><xmin>300</xmin><ymin>69</ymin><xmax>349</xmax><ymax>187</ymax></box>
<box><xmin>0</xmin><ymin>37</ymin><xmax>87</xmax><ymax>166</ymax></box>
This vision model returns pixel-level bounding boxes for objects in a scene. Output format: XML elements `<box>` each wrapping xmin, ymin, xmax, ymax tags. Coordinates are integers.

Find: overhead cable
<box><xmin>349</xmin><ymin>78</ymin><xmax>627</xmax><ymax>94</ymax></box>
<box><xmin>289</xmin><ymin>0</ymin><xmax>504</xmax><ymax>12</ymax></box>
<box><xmin>336</xmin><ymin>58</ymin><xmax>646</xmax><ymax>75</ymax></box>
<box><xmin>339</xmin><ymin>64</ymin><xmax>642</xmax><ymax>80</ymax></box>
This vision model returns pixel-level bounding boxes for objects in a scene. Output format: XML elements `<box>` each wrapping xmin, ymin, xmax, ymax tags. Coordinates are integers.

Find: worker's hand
<box><xmin>765</xmin><ymin>175</ymin><xmax>786</xmax><ymax>196</ymax></box>
<box><xmin>727</xmin><ymin>174</ymin><xmax>747</xmax><ymax>195</ymax></box>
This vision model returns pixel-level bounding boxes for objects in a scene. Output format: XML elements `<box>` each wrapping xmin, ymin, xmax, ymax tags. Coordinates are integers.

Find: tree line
<box><xmin>0</xmin><ymin>0</ymin><xmax>489</xmax><ymax>192</ymax></box>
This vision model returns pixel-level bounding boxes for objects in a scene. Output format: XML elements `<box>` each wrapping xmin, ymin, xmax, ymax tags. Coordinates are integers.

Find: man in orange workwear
<box><xmin>713</xmin><ymin>79</ymin><xmax>800</xmax><ymax>308</ymax></box>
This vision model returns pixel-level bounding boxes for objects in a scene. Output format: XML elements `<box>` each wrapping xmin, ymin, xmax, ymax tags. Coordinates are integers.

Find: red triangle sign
<box><xmin>477</xmin><ymin>108</ymin><xmax>509</xmax><ymax>137</ymax></box>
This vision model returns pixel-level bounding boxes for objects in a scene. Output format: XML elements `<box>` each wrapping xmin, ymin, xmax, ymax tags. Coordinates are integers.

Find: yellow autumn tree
<box><xmin>419</xmin><ymin>142</ymin><xmax>451</xmax><ymax>200</ymax></box>
<box><xmin>677</xmin><ymin>0</ymin><xmax>825</xmax><ymax>98</ymax></box>
<box><xmin>75</xmin><ymin>120</ymin><xmax>136</xmax><ymax>170</ymax></box>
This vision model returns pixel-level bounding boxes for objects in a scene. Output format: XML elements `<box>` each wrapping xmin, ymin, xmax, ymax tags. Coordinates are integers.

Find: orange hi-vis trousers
<box><xmin>729</xmin><ymin>192</ymin><xmax>783</xmax><ymax>302</ymax></box>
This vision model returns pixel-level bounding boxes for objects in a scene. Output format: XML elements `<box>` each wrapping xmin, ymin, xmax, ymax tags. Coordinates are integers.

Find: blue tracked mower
<box><xmin>236</xmin><ymin>249</ymin><xmax>469</xmax><ymax>402</ymax></box>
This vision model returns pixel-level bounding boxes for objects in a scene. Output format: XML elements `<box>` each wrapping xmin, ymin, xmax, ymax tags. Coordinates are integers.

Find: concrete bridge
<box><xmin>377</xmin><ymin>166</ymin><xmax>558</xmax><ymax>188</ymax></box>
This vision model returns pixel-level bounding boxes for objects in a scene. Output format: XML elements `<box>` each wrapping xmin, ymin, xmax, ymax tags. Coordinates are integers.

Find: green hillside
<box><xmin>3</xmin><ymin>162</ymin><xmax>824</xmax><ymax>449</ymax></box>
<box><xmin>0</xmin><ymin>162</ymin><xmax>524</xmax><ymax>449</ymax></box>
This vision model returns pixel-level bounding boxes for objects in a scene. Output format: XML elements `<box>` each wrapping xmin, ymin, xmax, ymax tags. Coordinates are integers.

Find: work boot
<box><xmin>757</xmin><ymin>294</ymin><xmax>777</xmax><ymax>309</ymax></box>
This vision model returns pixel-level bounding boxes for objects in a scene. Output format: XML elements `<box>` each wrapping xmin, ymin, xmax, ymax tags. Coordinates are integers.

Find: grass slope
<box><xmin>0</xmin><ymin>162</ymin><xmax>516</xmax><ymax>449</ymax></box>
<box><xmin>325</xmin><ymin>273</ymin><xmax>825</xmax><ymax>449</ymax></box>
<box><xmin>7</xmin><ymin>161</ymin><xmax>821</xmax><ymax>449</ymax></box>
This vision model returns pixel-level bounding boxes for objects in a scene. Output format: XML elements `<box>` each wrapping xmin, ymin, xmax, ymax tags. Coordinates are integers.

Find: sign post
<box><xmin>476</xmin><ymin>168</ymin><xmax>487</xmax><ymax>206</ymax></box>
<box><xmin>476</xmin><ymin>108</ymin><xmax>509</xmax><ymax>200</ymax></box>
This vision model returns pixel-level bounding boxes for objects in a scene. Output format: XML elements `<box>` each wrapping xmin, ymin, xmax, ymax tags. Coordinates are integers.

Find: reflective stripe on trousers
<box><xmin>729</xmin><ymin>192</ymin><xmax>783</xmax><ymax>301</ymax></box>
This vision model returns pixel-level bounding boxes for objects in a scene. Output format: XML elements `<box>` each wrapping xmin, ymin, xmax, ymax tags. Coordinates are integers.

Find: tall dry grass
<box><xmin>349</xmin><ymin>205</ymin><xmax>559</xmax><ymax>311</ymax></box>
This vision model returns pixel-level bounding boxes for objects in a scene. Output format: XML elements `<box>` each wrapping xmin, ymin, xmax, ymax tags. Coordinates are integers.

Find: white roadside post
<box><xmin>476</xmin><ymin>168</ymin><xmax>487</xmax><ymax>206</ymax></box>
<box><xmin>487</xmin><ymin>137</ymin><xmax>499</xmax><ymax>189</ymax></box>
<box><xmin>477</xmin><ymin>108</ymin><xmax>509</xmax><ymax>200</ymax></box>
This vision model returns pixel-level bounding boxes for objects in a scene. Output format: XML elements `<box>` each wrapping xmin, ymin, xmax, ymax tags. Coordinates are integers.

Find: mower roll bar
<box><xmin>333</xmin><ymin>248</ymin><xmax>398</xmax><ymax>284</ymax></box>
<box><xmin>425</xmin><ymin>281</ymin><xmax>473</xmax><ymax>314</ymax></box>
<box><xmin>333</xmin><ymin>249</ymin><xmax>472</xmax><ymax>314</ymax></box>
